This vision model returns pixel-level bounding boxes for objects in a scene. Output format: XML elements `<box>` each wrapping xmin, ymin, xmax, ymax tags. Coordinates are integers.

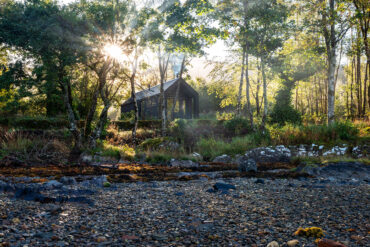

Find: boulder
<box><xmin>213</xmin><ymin>154</ymin><xmax>232</xmax><ymax>163</ymax></box>
<box><xmin>244</xmin><ymin>147</ymin><xmax>290</xmax><ymax>164</ymax></box>
<box><xmin>191</xmin><ymin>152</ymin><xmax>203</xmax><ymax>161</ymax></box>
<box><xmin>43</xmin><ymin>180</ymin><xmax>63</xmax><ymax>189</ymax></box>
<box><xmin>206</xmin><ymin>182</ymin><xmax>236</xmax><ymax>193</ymax></box>
<box><xmin>79</xmin><ymin>153</ymin><xmax>93</xmax><ymax>165</ymax></box>
<box><xmin>169</xmin><ymin>159</ymin><xmax>199</xmax><ymax>168</ymax></box>
<box><xmin>317</xmin><ymin>239</ymin><xmax>347</xmax><ymax>247</ymax></box>
<box><xmin>237</xmin><ymin>157</ymin><xmax>257</xmax><ymax>172</ymax></box>
<box><xmin>59</xmin><ymin>177</ymin><xmax>76</xmax><ymax>185</ymax></box>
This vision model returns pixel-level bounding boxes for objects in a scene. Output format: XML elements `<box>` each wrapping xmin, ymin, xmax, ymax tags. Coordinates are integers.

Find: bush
<box><xmin>145</xmin><ymin>151</ymin><xmax>172</xmax><ymax>164</ymax></box>
<box><xmin>195</xmin><ymin>131</ymin><xmax>270</xmax><ymax>160</ymax></box>
<box><xmin>223</xmin><ymin>118</ymin><xmax>252</xmax><ymax>136</ymax></box>
<box><xmin>138</xmin><ymin>137</ymin><xmax>168</xmax><ymax>151</ymax></box>
<box><xmin>112</xmin><ymin>120</ymin><xmax>162</xmax><ymax>130</ymax></box>
<box><xmin>268</xmin><ymin>121</ymin><xmax>359</xmax><ymax>145</ymax></box>
<box><xmin>0</xmin><ymin>116</ymin><xmax>69</xmax><ymax>129</ymax></box>
<box><xmin>269</xmin><ymin>104</ymin><xmax>301</xmax><ymax>125</ymax></box>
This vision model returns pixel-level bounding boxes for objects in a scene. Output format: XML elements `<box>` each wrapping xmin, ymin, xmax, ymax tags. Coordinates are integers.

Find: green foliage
<box><xmin>223</xmin><ymin>117</ymin><xmax>252</xmax><ymax>135</ymax></box>
<box><xmin>112</xmin><ymin>120</ymin><xmax>162</xmax><ymax>130</ymax></box>
<box><xmin>268</xmin><ymin>121</ymin><xmax>359</xmax><ymax>145</ymax></box>
<box><xmin>0</xmin><ymin>116</ymin><xmax>69</xmax><ymax>129</ymax></box>
<box><xmin>138</xmin><ymin>137</ymin><xmax>168</xmax><ymax>151</ymax></box>
<box><xmin>270</xmin><ymin>103</ymin><xmax>301</xmax><ymax>125</ymax></box>
<box><xmin>121</xmin><ymin>110</ymin><xmax>135</xmax><ymax>121</ymax></box>
<box><xmin>168</xmin><ymin>118</ymin><xmax>191</xmax><ymax>142</ymax></box>
<box><xmin>103</xmin><ymin>182</ymin><xmax>111</xmax><ymax>187</ymax></box>
<box><xmin>196</xmin><ymin>131</ymin><xmax>269</xmax><ymax>160</ymax></box>
<box><xmin>145</xmin><ymin>152</ymin><xmax>172</xmax><ymax>164</ymax></box>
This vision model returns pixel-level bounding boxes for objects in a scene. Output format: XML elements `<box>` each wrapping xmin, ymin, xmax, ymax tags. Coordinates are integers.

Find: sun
<box><xmin>103</xmin><ymin>43</ymin><xmax>124</xmax><ymax>62</ymax></box>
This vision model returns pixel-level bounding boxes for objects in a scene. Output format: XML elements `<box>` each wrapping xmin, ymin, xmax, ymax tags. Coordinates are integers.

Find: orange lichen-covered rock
<box><xmin>317</xmin><ymin>239</ymin><xmax>348</xmax><ymax>247</ymax></box>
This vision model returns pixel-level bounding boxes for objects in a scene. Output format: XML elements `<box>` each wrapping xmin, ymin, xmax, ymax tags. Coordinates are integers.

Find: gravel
<box><xmin>0</xmin><ymin>178</ymin><xmax>369</xmax><ymax>246</ymax></box>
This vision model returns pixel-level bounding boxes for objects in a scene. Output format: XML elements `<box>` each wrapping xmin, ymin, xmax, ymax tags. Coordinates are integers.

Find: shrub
<box><xmin>138</xmin><ymin>137</ymin><xmax>168</xmax><ymax>151</ymax></box>
<box><xmin>0</xmin><ymin>116</ymin><xmax>69</xmax><ymax>129</ymax></box>
<box><xmin>112</xmin><ymin>120</ymin><xmax>161</xmax><ymax>130</ymax></box>
<box><xmin>268</xmin><ymin>121</ymin><xmax>359</xmax><ymax>145</ymax></box>
<box><xmin>223</xmin><ymin>117</ymin><xmax>252</xmax><ymax>136</ymax></box>
<box><xmin>270</xmin><ymin>104</ymin><xmax>301</xmax><ymax>125</ymax></box>
<box><xmin>145</xmin><ymin>151</ymin><xmax>172</xmax><ymax>164</ymax></box>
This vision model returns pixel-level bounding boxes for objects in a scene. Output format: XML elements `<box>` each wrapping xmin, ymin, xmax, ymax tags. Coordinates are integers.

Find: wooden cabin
<box><xmin>121</xmin><ymin>78</ymin><xmax>199</xmax><ymax>120</ymax></box>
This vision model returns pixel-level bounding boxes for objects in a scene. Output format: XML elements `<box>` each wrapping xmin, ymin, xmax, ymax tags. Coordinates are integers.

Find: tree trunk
<box><xmin>130</xmin><ymin>52</ymin><xmax>139</xmax><ymax>145</ymax></box>
<box><xmin>84</xmin><ymin>87</ymin><xmax>99</xmax><ymax>138</ymax></box>
<box><xmin>261</xmin><ymin>57</ymin><xmax>268</xmax><ymax>127</ymax></box>
<box><xmin>158</xmin><ymin>46</ymin><xmax>170</xmax><ymax>136</ymax></box>
<box><xmin>245</xmin><ymin>50</ymin><xmax>253</xmax><ymax>128</ymax></box>
<box><xmin>59</xmin><ymin>76</ymin><xmax>81</xmax><ymax>153</ymax></box>
<box><xmin>237</xmin><ymin>46</ymin><xmax>246</xmax><ymax>116</ymax></box>
<box><xmin>356</xmin><ymin>32</ymin><xmax>362</xmax><ymax>116</ymax></box>
<box><xmin>89</xmin><ymin>87</ymin><xmax>110</xmax><ymax>149</ymax></box>
<box><xmin>171</xmin><ymin>56</ymin><xmax>185</xmax><ymax>120</ymax></box>
<box><xmin>327</xmin><ymin>48</ymin><xmax>336</xmax><ymax>124</ymax></box>
<box><xmin>363</xmin><ymin>60</ymin><xmax>368</xmax><ymax>115</ymax></box>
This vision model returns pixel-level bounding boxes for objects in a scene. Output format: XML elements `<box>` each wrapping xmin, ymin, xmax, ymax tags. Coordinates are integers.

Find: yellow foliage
<box><xmin>294</xmin><ymin>227</ymin><xmax>325</xmax><ymax>238</ymax></box>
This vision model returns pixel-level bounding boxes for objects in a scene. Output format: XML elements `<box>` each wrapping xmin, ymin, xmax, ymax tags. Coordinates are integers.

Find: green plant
<box><xmin>103</xmin><ymin>182</ymin><xmax>111</xmax><ymax>187</ymax></box>
<box><xmin>145</xmin><ymin>151</ymin><xmax>172</xmax><ymax>164</ymax></box>
<box><xmin>223</xmin><ymin>117</ymin><xmax>252</xmax><ymax>136</ymax></box>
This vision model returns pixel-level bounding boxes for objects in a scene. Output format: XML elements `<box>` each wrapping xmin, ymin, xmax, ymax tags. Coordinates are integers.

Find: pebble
<box><xmin>267</xmin><ymin>240</ymin><xmax>279</xmax><ymax>247</ymax></box>
<box><xmin>287</xmin><ymin>239</ymin><xmax>299</xmax><ymax>246</ymax></box>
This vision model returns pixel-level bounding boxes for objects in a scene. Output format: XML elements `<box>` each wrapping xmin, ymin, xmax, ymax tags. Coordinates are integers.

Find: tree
<box><xmin>248</xmin><ymin>0</ymin><xmax>290</xmax><ymax>127</ymax></box>
<box><xmin>148</xmin><ymin>0</ymin><xmax>218</xmax><ymax>135</ymax></box>
<box><xmin>303</xmin><ymin>0</ymin><xmax>350</xmax><ymax>123</ymax></box>
<box><xmin>0</xmin><ymin>0</ymin><xmax>90</xmax><ymax>152</ymax></box>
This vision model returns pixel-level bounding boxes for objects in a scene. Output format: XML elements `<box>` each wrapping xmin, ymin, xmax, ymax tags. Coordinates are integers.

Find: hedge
<box><xmin>112</xmin><ymin>120</ymin><xmax>162</xmax><ymax>130</ymax></box>
<box><xmin>0</xmin><ymin>116</ymin><xmax>70</xmax><ymax>129</ymax></box>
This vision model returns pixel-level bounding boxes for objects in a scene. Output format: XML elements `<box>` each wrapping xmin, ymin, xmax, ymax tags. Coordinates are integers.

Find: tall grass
<box><xmin>268</xmin><ymin>121</ymin><xmax>359</xmax><ymax>145</ymax></box>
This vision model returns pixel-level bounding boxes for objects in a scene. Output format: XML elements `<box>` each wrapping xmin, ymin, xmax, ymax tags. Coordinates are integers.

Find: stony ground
<box><xmin>0</xmin><ymin>177</ymin><xmax>369</xmax><ymax>247</ymax></box>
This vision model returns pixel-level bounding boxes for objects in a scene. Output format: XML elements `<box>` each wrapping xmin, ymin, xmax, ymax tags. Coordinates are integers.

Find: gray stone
<box><xmin>43</xmin><ymin>180</ymin><xmax>63</xmax><ymax>189</ymax></box>
<box><xmin>191</xmin><ymin>152</ymin><xmax>203</xmax><ymax>161</ymax></box>
<box><xmin>244</xmin><ymin>147</ymin><xmax>290</xmax><ymax>164</ymax></box>
<box><xmin>213</xmin><ymin>154</ymin><xmax>232</xmax><ymax>163</ymax></box>
<box><xmin>237</xmin><ymin>157</ymin><xmax>257</xmax><ymax>172</ymax></box>
<box><xmin>169</xmin><ymin>159</ymin><xmax>199</xmax><ymax>168</ymax></box>
<box><xmin>59</xmin><ymin>177</ymin><xmax>76</xmax><ymax>185</ymax></box>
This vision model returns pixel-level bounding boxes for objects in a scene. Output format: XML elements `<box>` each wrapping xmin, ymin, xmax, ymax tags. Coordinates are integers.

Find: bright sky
<box><xmin>59</xmin><ymin>0</ymin><xmax>229</xmax><ymax>81</ymax></box>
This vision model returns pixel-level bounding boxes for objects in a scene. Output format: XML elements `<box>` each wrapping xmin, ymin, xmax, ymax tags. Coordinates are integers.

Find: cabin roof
<box><xmin>122</xmin><ymin>78</ymin><xmax>182</xmax><ymax>105</ymax></box>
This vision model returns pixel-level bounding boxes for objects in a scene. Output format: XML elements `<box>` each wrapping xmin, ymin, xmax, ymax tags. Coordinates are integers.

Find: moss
<box><xmin>294</xmin><ymin>227</ymin><xmax>325</xmax><ymax>238</ymax></box>
<box><xmin>103</xmin><ymin>182</ymin><xmax>111</xmax><ymax>187</ymax></box>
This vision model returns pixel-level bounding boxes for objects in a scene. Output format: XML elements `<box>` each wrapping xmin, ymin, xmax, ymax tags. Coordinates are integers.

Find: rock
<box><xmin>43</xmin><ymin>180</ymin><xmax>63</xmax><ymax>189</ymax></box>
<box><xmin>213</xmin><ymin>182</ymin><xmax>236</xmax><ymax>191</ymax></box>
<box><xmin>323</xmin><ymin>146</ymin><xmax>347</xmax><ymax>156</ymax></box>
<box><xmin>158</xmin><ymin>141</ymin><xmax>181</xmax><ymax>152</ymax></box>
<box><xmin>266</xmin><ymin>241</ymin><xmax>279</xmax><ymax>247</ymax></box>
<box><xmin>96</xmin><ymin>236</ymin><xmax>107</xmax><ymax>243</ymax></box>
<box><xmin>169</xmin><ymin>159</ymin><xmax>199</xmax><ymax>168</ymax></box>
<box><xmin>351</xmin><ymin>145</ymin><xmax>369</xmax><ymax>158</ymax></box>
<box><xmin>287</xmin><ymin>239</ymin><xmax>299</xmax><ymax>247</ymax></box>
<box><xmin>317</xmin><ymin>239</ymin><xmax>347</xmax><ymax>247</ymax></box>
<box><xmin>45</xmin><ymin>204</ymin><xmax>62</xmax><ymax>215</ymax></box>
<box><xmin>255</xmin><ymin>178</ymin><xmax>265</xmax><ymax>184</ymax></box>
<box><xmin>237</xmin><ymin>157</ymin><xmax>257</xmax><ymax>172</ymax></box>
<box><xmin>213</xmin><ymin>154</ymin><xmax>232</xmax><ymax>163</ymax></box>
<box><xmin>79</xmin><ymin>153</ymin><xmax>93</xmax><ymax>165</ymax></box>
<box><xmin>81</xmin><ymin>175</ymin><xmax>108</xmax><ymax>187</ymax></box>
<box><xmin>244</xmin><ymin>147</ymin><xmax>290</xmax><ymax>164</ymax></box>
<box><xmin>59</xmin><ymin>177</ymin><xmax>76</xmax><ymax>185</ymax></box>
<box><xmin>319</xmin><ymin>162</ymin><xmax>370</xmax><ymax>181</ymax></box>
<box><xmin>191</xmin><ymin>152</ymin><xmax>203</xmax><ymax>161</ymax></box>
